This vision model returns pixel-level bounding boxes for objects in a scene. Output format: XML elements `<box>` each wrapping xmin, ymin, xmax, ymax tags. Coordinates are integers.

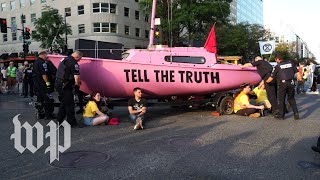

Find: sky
<box><xmin>264</xmin><ymin>0</ymin><xmax>320</xmax><ymax>61</ymax></box>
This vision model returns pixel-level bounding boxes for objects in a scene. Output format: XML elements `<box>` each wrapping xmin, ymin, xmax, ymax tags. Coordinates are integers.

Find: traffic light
<box><xmin>23</xmin><ymin>44</ymin><xmax>29</xmax><ymax>54</ymax></box>
<box><xmin>25</xmin><ymin>27</ymin><xmax>30</xmax><ymax>39</ymax></box>
<box><xmin>0</xmin><ymin>18</ymin><xmax>7</xmax><ymax>33</ymax></box>
<box><xmin>21</xmin><ymin>14</ymin><xmax>26</xmax><ymax>24</ymax></box>
<box><xmin>155</xmin><ymin>28</ymin><xmax>160</xmax><ymax>38</ymax></box>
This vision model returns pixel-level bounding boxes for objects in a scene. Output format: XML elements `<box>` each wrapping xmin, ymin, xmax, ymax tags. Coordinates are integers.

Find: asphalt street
<box><xmin>0</xmin><ymin>92</ymin><xmax>320</xmax><ymax>179</ymax></box>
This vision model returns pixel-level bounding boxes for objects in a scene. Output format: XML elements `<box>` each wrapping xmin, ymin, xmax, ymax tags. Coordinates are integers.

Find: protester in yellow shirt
<box><xmin>252</xmin><ymin>82</ymin><xmax>271</xmax><ymax>109</ymax></box>
<box><xmin>234</xmin><ymin>83</ymin><xmax>265</xmax><ymax>118</ymax></box>
<box><xmin>83</xmin><ymin>92</ymin><xmax>109</xmax><ymax>126</ymax></box>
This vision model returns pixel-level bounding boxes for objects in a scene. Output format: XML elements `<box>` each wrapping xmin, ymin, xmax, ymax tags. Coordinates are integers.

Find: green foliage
<box><xmin>267</xmin><ymin>42</ymin><xmax>299</xmax><ymax>62</ymax></box>
<box><xmin>274</xmin><ymin>43</ymin><xmax>292</xmax><ymax>60</ymax></box>
<box><xmin>139</xmin><ymin>0</ymin><xmax>232</xmax><ymax>45</ymax></box>
<box><xmin>216</xmin><ymin>22</ymin><xmax>271</xmax><ymax>60</ymax></box>
<box><xmin>31</xmin><ymin>6</ymin><xmax>72</xmax><ymax>51</ymax></box>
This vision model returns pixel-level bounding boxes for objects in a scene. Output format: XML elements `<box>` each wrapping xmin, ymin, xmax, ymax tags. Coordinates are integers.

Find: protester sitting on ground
<box><xmin>252</xmin><ymin>81</ymin><xmax>271</xmax><ymax>110</ymax></box>
<box><xmin>128</xmin><ymin>87</ymin><xmax>147</xmax><ymax>130</ymax></box>
<box><xmin>83</xmin><ymin>92</ymin><xmax>109</xmax><ymax>126</ymax></box>
<box><xmin>234</xmin><ymin>83</ymin><xmax>265</xmax><ymax>118</ymax></box>
<box><xmin>240</xmin><ymin>56</ymin><xmax>279</xmax><ymax>117</ymax></box>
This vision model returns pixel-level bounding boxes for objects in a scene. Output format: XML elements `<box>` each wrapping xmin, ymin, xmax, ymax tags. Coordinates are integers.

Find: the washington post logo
<box><xmin>10</xmin><ymin>114</ymin><xmax>71</xmax><ymax>163</ymax></box>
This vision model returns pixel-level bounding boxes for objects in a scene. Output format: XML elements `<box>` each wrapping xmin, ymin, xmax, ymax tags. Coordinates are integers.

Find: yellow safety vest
<box><xmin>7</xmin><ymin>66</ymin><xmax>17</xmax><ymax>78</ymax></box>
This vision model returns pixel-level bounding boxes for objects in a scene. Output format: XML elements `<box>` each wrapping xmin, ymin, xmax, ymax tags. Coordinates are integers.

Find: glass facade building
<box><xmin>231</xmin><ymin>0</ymin><xmax>263</xmax><ymax>25</ymax></box>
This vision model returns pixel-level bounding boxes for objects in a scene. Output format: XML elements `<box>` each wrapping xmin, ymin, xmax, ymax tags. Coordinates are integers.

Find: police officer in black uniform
<box><xmin>266</xmin><ymin>54</ymin><xmax>302</xmax><ymax>120</ymax></box>
<box><xmin>33</xmin><ymin>51</ymin><xmax>56</xmax><ymax>119</ymax></box>
<box><xmin>23</xmin><ymin>63</ymin><xmax>34</xmax><ymax>98</ymax></box>
<box><xmin>241</xmin><ymin>56</ymin><xmax>279</xmax><ymax>116</ymax></box>
<box><xmin>55</xmin><ymin>51</ymin><xmax>83</xmax><ymax>127</ymax></box>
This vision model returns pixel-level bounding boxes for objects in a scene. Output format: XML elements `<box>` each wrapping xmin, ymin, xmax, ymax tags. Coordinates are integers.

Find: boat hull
<box><xmin>49</xmin><ymin>55</ymin><xmax>261</xmax><ymax>98</ymax></box>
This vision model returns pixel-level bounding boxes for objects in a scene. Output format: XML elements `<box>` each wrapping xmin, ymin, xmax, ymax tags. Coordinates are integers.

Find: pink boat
<box><xmin>48</xmin><ymin>0</ymin><xmax>260</xmax><ymax>114</ymax></box>
<box><xmin>49</xmin><ymin>47</ymin><xmax>260</xmax><ymax>98</ymax></box>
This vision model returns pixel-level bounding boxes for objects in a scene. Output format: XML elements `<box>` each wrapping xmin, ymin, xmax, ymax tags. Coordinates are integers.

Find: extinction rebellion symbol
<box><xmin>263</xmin><ymin>43</ymin><xmax>273</xmax><ymax>52</ymax></box>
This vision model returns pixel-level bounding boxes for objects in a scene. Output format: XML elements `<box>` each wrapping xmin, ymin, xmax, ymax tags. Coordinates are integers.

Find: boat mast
<box><xmin>148</xmin><ymin>0</ymin><xmax>157</xmax><ymax>48</ymax></box>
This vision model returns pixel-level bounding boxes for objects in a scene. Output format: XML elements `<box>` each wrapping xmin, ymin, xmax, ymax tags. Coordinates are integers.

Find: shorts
<box><xmin>2</xmin><ymin>78</ymin><xmax>6</xmax><ymax>81</ymax></box>
<box><xmin>7</xmin><ymin>77</ymin><xmax>16</xmax><ymax>87</ymax></box>
<box><xmin>83</xmin><ymin>117</ymin><xmax>94</xmax><ymax>126</ymax></box>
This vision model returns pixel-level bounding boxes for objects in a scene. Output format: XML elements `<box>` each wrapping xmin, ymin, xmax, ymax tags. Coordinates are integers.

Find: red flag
<box><xmin>204</xmin><ymin>23</ymin><xmax>217</xmax><ymax>54</ymax></box>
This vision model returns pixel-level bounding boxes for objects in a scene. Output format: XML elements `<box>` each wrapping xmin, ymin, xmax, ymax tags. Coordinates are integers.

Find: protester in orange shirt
<box><xmin>296</xmin><ymin>62</ymin><xmax>306</xmax><ymax>94</ymax></box>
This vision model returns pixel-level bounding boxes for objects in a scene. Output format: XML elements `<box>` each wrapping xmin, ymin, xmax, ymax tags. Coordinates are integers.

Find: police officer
<box><xmin>55</xmin><ymin>51</ymin><xmax>83</xmax><ymax>127</ymax></box>
<box><xmin>33</xmin><ymin>51</ymin><xmax>56</xmax><ymax>120</ymax></box>
<box><xmin>23</xmin><ymin>63</ymin><xmax>34</xmax><ymax>98</ymax></box>
<box><xmin>266</xmin><ymin>54</ymin><xmax>302</xmax><ymax>120</ymax></box>
<box><xmin>241</xmin><ymin>56</ymin><xmax>279</xmax><ymax>117</ymax></box>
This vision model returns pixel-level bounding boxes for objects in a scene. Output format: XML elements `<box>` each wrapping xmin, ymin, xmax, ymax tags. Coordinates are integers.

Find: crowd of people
<box><xmin>296</xmin><ymin>61</ymin><xmax>320</xmax><ymax>93</ymax></box>
<box><xmin>0</xmin><ymin>61</ymin><xmax>34</xmax><ymax>97</ymax></box>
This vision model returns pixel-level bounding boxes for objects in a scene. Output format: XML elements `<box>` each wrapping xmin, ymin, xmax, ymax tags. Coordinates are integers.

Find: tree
<box><xmin>139</xmin><ymin>0</ymin><xmax>232</xmax><ymax>46</ymax></box>
<box><xmin>31</xmin><ymin>6</ymin><xmax>72</xmax><ymax>52</ymax></box>
<box><xmin>216</xmin><ymin>22</ymin><xmax>272</xmax><ymax>61</ymax></box>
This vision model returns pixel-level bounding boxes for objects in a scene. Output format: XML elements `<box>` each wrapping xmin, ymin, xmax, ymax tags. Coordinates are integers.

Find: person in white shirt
<box><xmin>308</xmin><ymin>62</ymin><xmax>316</xmax><ymax>91</ymax></box>
<box><xmin>1</xmin><ymin>66</ymin><xmax>7</xmax><ymax>93</ymax></box>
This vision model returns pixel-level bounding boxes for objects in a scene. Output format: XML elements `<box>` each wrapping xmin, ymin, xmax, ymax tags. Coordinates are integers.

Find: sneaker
<box><xmin>133</xmin><ymin>124</ymin><xmax>140</xmax><ymax>130</ymax></box>
<box><xmin>249</xmin><ymin>113</ymin><xmax>260</xmax><ymax>118</ymax></box>
<box><xmin>134</xmin><ymin>118</ymin><xmax>142</xmax><ymax>130</ymax></box>
<box><xmin>294</xmin><ymin>114</ymin><xmax>299</xmax><ymax>120</ymax></box>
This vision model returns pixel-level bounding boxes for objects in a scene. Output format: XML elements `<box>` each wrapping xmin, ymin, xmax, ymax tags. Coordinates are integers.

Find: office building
<box><xmin>0</xmin><ymin>0</ymin><xmax>150</xmax><ymax>55</ymax></box>
<box><xmin>230</xmin><ymin>0</ymin><xmax>263</xmax><ymax>25</ymax></box>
